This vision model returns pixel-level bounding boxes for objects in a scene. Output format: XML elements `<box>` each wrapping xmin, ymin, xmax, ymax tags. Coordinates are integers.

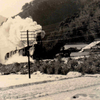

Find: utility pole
<box><xmin>27</xmin><ymin>30</ymin><xmax>31</xmax><ymax>78</ymax></box>
<box><xmin>21</xmin><ymin>29</ymin><xmax>41</xmax><ymax>78</ymax></box>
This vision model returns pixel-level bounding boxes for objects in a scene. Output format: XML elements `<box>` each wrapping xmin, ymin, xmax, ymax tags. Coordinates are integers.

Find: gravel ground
<box><xmin>0</xmin><ymin>76</ymin><xmax>100</xmax><ymax>100</ymax></box>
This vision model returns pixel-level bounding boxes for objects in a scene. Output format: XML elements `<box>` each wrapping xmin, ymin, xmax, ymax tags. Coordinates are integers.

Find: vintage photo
<box><xmin>0</xmin><ymin>0</ymin><xmax>100</xmax><ymax>99</ymax></box>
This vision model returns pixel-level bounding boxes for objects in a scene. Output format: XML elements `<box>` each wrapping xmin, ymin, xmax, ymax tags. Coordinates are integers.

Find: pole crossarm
<box><xmin>21</xmin><ymin>37</ymin><xmax>36</xmax><ymax>38</ymax></box>
<box><xmin>21</xmin><ymin>33</ymin><xmax>36</xmax><ymax>36</ymax></box>
<box><xmin>21</xmin><ymin>30</ymin><xmax>40</xmax><ymax>40</ymax></box>
<box><xmin>20</xmin><ymin>29</ymin><xmax>42</xmax><ymax>33</ymax></box>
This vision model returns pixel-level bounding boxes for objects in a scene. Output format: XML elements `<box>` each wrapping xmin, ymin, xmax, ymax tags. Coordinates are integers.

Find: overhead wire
<box><xmin>7</xmin><ymin>29</ymin><xmax>100</xmax><ymax>47</ymax></box>
<box><xmin>41</xmin><ymin>32</ymin><xmax>99</xmax><ymax>43</ymax></box>
<box><xmin>20</xmin><ymin>30</ymin><xmax>99</xmax><ymax>43</ymax></box>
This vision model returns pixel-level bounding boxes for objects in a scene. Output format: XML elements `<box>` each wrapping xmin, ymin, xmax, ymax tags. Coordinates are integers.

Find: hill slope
<box><xmin>59</xmin><ymin>0</ymin><xmax>100</xmax><ymax>43</ymax></box>
<box><xmin>12</xmin><ymin>0</ymin><xmax>100</xmax><ymax>59</ymax></box>
<box><xmin>33</xmin><ymin>0</ymin><xmax>100</xmax><ymax>59</ymax></box>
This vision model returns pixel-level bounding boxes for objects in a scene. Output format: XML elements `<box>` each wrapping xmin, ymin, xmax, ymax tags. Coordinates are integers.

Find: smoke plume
<box><xmin>0</xmin><ymin>16</ymin><xmax>42</xmax><ymax>64</ymax></box>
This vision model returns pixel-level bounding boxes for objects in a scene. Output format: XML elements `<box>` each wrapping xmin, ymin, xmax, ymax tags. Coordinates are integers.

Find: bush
<box><xmin>61</xmin><ymin>64</ymin><xmax>69</xmax><ymax>75</ymax></box>
<box><xmin>1</xmin><ymin>53</ymin><xmax>100</xmax><ymax>75</ymax></box>
<box><xmin>76</xmin><ymin>54</ymin><xmax>100</xmax><ymax>74</ymax></box>
<box><xmin>46</xmin><ymin>65</ymin><xmax>55</xmax><ymax>74</ymax></box>
<box><xmin>67</xmin><ymin>59</ymin><xmax>78</xmax><ymax>71</ymax></box>
<box><xmin>77</xmin><ymin>63</ymin><xmax>98</xmax><ymax>74</ymax></box>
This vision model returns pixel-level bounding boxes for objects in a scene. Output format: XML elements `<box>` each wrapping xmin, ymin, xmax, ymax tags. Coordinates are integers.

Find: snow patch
<box><xmin>33</xmin><ymin>71</ymin><xmax>43</xmax><ymax>75</ymax></box>
<box><xmin>80</xmin><ymin>41</ymin><xmax>100</xmax><ymax>52</ymax></box>
<box><xmin>84</xmin><ymin>74</ymin><xmax>100</xmax><ymax>78</ymax></box>
<box><xmin>61</xmin><ymin>58</ymin><xmax>68</xmax><ymax>64</ymax></box>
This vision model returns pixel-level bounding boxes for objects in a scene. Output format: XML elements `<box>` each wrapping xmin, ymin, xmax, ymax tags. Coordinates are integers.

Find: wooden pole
<box><xmin>21</xmin><ymin>29</ymin><xmax>42</xmax><ymax>78</ymax></box>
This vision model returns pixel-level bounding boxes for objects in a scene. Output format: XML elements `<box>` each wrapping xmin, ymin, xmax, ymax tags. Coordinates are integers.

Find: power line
<box><xmin>6</xmin><ymin>28</ymin><xmax>100</xmax><ymax>48</ymax></box>
<box><xmin>7</xmin><ymin>31</ymin><xmax>99</xmax><ymax>45</ymax></box>
<box><xmin>41</xmin><ymin>32</ymin><xmax>99</xmax><ymax>43</ymax></box>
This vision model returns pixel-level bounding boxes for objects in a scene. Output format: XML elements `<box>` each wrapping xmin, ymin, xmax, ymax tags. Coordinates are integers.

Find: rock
<box><xmin>23</xmin><ymin>65</ymin><xmax>27</xmax><ymax>68</ymax></box>
<box><xmin>33</xmin><ymin>71</ymin><xmax>42</xmax><ymax>75</ymax></box>
<box><xmin>0</xmin><ymin>73</ymin><xmax>2</xmax><ymax>75</ymax></box>
<box><xmin>67</xmin><ymin>71</ymin><xmax>82</xmax><ymax>78</ymax></box>
<box><xmin>17</xmin><ymin>72</ymin><xmax>21</xmax><ymax>75</ymax></box>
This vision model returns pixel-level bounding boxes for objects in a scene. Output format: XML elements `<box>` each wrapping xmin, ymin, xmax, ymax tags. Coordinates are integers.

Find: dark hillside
<box><xmin>42</xmin><ymin>23</ymin><xmax>59</xmax><ymax>34</ymax></box>
<box><xmin>59</xmin><ymin>0</ymin><xmax>100</xmax><ymax>43</ymax></box>
<box><xmin>15</xmin><ymin>0</ymin><xmax>92</xmax><ymax>27</ymax></box>
<box><xmin>37</xmin><ymin>0</ymin><xmax>100</xmax><ymax>59</ymax></box>
<box><xmin>14</xmin><ymin>0</ymin><xmax>100</xmax><ymax>59</ymax></box>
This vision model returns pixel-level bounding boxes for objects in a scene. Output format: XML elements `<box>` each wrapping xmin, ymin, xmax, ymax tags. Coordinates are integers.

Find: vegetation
<box><xmin>1</xmin><ymin>0</ymin><xmax>100</xmax><ymax>75</ymax></box>
<box><xmin>59</xmin><ymin>0</ymin><xmax>100</xmax><ymax>43</ymax></box>
<box><xmin>13</xmin><ymin>0</ymin><xmax>100</xmax><ymax>60</ymax></box>
<box><xmin>16</xmin><ymin>0</ymin><xmax>89</xmax><ymax>26</ymax></box>
<box><xmin>1</xmin><ymin>53</ymin><xmax>100</xmax><ymax>75</ymax></box>
<box><xmin>38</xmin><ymin>0</ymin><xmax>100</xmax><ymax>58</ymax></box>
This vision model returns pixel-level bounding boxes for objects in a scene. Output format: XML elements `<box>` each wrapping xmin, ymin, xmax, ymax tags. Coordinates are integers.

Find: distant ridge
<box><xmin>0</xmin><ymin>15</ymin><xmax>6</xmax><ymax>25</ymax></box>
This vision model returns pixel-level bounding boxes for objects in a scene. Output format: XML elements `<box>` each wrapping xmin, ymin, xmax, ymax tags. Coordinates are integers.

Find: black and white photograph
<box><xmin>0</xmin><ymin>0</ymin><xmax>100</xmax><ymax>99</ymax></box>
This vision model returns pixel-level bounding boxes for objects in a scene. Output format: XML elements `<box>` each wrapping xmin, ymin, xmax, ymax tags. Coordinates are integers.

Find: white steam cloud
<box><xmin>0</xmin><ymin>16</ymin><xmax>43</xmax><ymax>64</ymax></box>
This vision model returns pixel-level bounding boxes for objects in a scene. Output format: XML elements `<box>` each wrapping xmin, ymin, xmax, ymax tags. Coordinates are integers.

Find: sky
<box><xmin>0</xmin><ymin>0</ymin><xmax>33</xmax><ymax>18</ymax></box>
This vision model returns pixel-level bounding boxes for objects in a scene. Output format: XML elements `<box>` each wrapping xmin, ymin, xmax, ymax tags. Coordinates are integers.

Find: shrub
<box><xmin>20</xmin><ymin>69</ymin><xmax>28</xmax><ymax>74</ymax></box>
<box><xmin>76</xmin><ymin>54</ymin><xmax>100</xmax><ymax>74</ymax></box>
<box><xmin>11</xmin><ymin>63</ymin><xmax>22</xmax><ymax>73</ymax></box>
<box><xmin>52</xmin><ymin>61</ymin><xmax>61</xmax><ymax>74</ymax></box>
<box><xmin>61</xmin><ymin>64</ymin><xmax>69</xmax><ymax>75</ymax></box>
<box><xmin>46</xmin><ymin>65</ymin><xmax>55</xmax><ymax>74</ymax></box>
<box><xmin>39</xmin><ymin>62</ymin><xmax>48</xmax><ymax>73</ymax></box>
<box><xmin>67</xmin><ymin>59</ymin><xmax>78</xmax><ymax>71</ymax></box>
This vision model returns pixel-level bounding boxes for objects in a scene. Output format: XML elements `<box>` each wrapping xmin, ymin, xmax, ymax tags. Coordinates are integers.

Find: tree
<box><xmin>22</xmin><ymin>3</ymin><xmax>29</xmax><ymax>10</ymax></box>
